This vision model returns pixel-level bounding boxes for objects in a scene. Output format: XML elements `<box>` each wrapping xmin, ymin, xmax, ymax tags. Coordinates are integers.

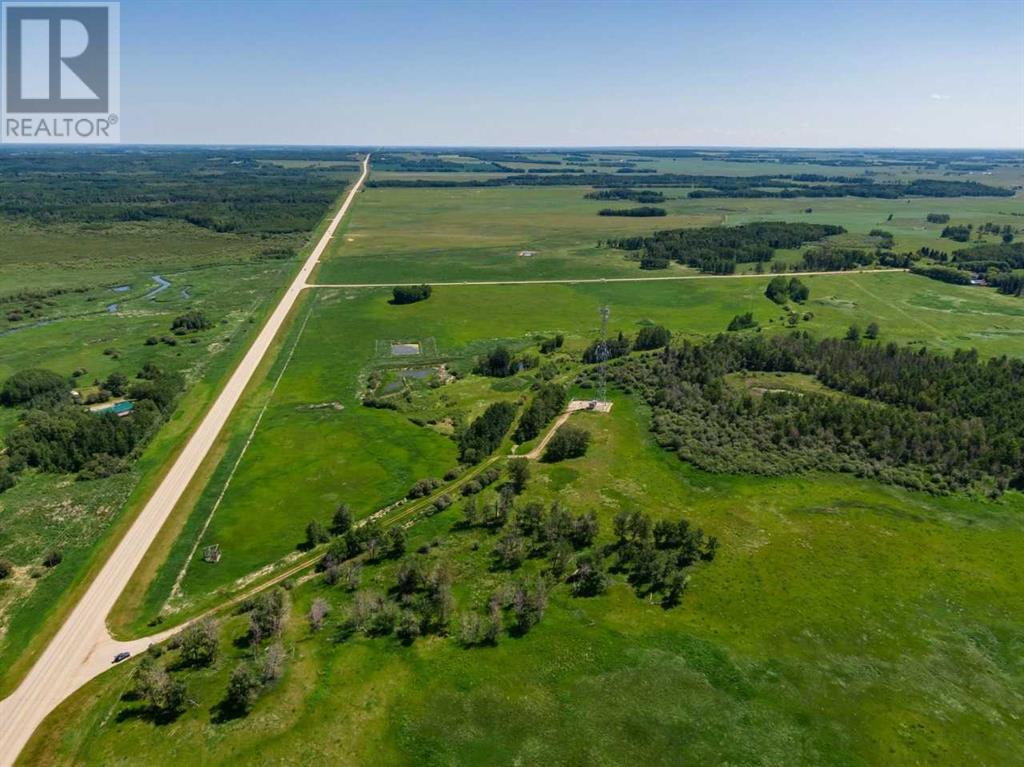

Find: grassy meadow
<box><xmin>118</xmin><ymin>268</ymin><xmax>1024</xmax><ymax>633</ymax></box>
<box><xmin>6</xmin><ymin>147</ymin><xmax>1024</xmax><ymax>766</ymax></box>
<box><xmin>22</xmin><ymin>394</ymin><xmax>1024</xmax><ymax>766</ymax></box>
<box><xmin>317</xmin><ymin>182</ymin><xmax>1024</xmax><ymax>285</ymax></box>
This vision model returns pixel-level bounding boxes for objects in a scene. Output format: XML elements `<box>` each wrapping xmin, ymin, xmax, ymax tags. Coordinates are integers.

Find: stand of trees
<box><xmin>605</xmin><ymin>333</ymin><xmax>1024</xmax><ymax>495</ymax></box>
<box><xmin>910</xmin><ymin>265</ymin><xmax>972</xmax><ymax>286</ymax></box>
<box><xmin>476</xmin><ymin>345</ymin><xmax>538</xmax><ymax>377</ymax></box>
<box><xmin>0</xmin><ymin>368</ymin><xmax>67</xmax><ymax>407</ymax></box>
<box><xmin>598</xmin><ymin>206</ymin><xmax>666</xmax><ymax>217</ymax></box>
<box><xmin>991</xmin><ymin>273</ymin><xmax>1024</xmax><ymax>297</ymax></box>
<box><xmin>585</xmin><ymin>189</ymin><xmax>665</xmax><ymax>203</ymax></box>
<box><xmin>1</xmin><ymin>365</ymin><xmax>185</xmax><ymax>490</ymax></box>
<box><xmin>171</xmin><ymin>310</ymin><xmax>211</xmax><ymax>334</ymax></box>
<box><xmin>941</xmin><ymin>225</ymin><xmax>972</xmax><ymax>242</ymax></box>
<box><xmin>542</xmin><ymin>425</ymin><xmax>591</xmax><ymax>462</ymax></box>
<box><xmin>801</xmin><ymin>247</ymin><xmax>874</xmax><ymax>271</ymax></box>
<box><xmin>634</xmin><ymin>325</ymin><xmax>672</xmax><ymax>351</ymax></box>
<box><xmin>391</xmin><ymin>284</ymin><xmax>432</xmax><ymax>305</ymax></box>
<box><xmin>459</xmin><ymin>401</ymin><xmax>517</xmax><ymax>463</ymax></box>
<box><xmin>514</xmin><ymin>384</ymin><xmax>567</xmax><ymax>443</ymax></box>
<box><xmin>765</xmin><ymin>276</ymin><xmax>809</xmax><ymax>304</ymax></box>
<box><xmin>609</xmin><ymin>222</ymin><xmax>844</xmax><ymax>273</ymax></box>
<box><xmin>0</xmin><ymin>149</ymin><xmax>354</xmax><ymax>235</ymax></box>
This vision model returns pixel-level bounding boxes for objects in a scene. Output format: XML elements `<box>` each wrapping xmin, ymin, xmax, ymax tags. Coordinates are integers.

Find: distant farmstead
<box><xmin>92</xmin><ymin>401</ymin><xmax>135</xmax><ymax>417</ymax></box>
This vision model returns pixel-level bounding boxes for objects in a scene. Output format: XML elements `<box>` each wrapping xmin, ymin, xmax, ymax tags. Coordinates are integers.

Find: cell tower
<box><xmin>596</xmin><ymin>306</ymin><xmax>610</xmax><ymax>405</ymax></box>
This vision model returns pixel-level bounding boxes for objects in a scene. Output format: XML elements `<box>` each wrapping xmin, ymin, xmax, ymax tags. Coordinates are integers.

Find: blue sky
<box><xmin>119</xmin><ymin>0</ymin><xmax>1022</xmax><ymax>147</ymax></box>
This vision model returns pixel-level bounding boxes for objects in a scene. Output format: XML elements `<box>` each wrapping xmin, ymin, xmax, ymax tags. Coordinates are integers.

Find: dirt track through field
<box><xmin>308</xmin><ymin>268</ymin><xmax>907</xmax><ymax>289</ymax></box>
<box><xmin>0</xmin><ymin>156</ymin><xmax>370</xmax><ymax>767</ymax></box>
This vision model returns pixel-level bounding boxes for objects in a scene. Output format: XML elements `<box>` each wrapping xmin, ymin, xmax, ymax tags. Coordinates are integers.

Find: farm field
<box><xmin>22</xmin><ymin>393</ymin><xmax>1024</xmax><ymax>766</ymax></box>
<box><xmin>318</xmin><ymin>182</ymin><xmax>1024</xmax><ymax>285</ymax></box>
<box><xmin>117</xmin><ymin>268</ymin><xmax>1024</xmax><ymax>633</ymax></box>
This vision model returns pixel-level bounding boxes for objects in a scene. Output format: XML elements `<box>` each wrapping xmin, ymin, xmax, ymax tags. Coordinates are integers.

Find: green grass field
<box><xmin>118</xmin><ymin>268</ymin><xmax>1024</xmax><ymax>633</ymax></box>
<box><xmin>7</xmin><ymin>149</ymin><xmax>1024</xmax><ymax>766</ymax></box>
<box><xmin>316</xmin><ymin>184</ymin><xmax>1024</xmax><ymax>284</ymax></box>
<box><xmin>22</xmin><ymin>394</ymin><xmax>1024</xmax><ymax>766</ymax></box>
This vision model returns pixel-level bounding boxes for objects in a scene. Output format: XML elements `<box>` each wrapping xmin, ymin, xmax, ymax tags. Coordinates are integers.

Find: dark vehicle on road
<box><xmin>112</xmin><ymin>651</ymin><xmax>130</xmax><ymax>664</ymax></box>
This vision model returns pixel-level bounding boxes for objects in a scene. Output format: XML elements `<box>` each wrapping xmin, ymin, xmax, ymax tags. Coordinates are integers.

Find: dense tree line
<box><xmin>369</xmin><ymin>155</ymin><xmax>511</xmax><ymax>173</ymax></box>
<box><xmin>802</xmin><ymin>247</ymin><xmax>875</xmax><ymax>271</ymax></box>
<box><xmin>953</xmin><ymin>243</ymin><xmax>1024</xmax><ymax>271</ymax></box>
<box><xmin>367</xmin><ymin>172</ymin><xmax>1012</xmax><ymax>198</ymax></box>
<box><xmin>990</xmin><ymin>273</ymin><xmax>1024</xmax><ymax>297</ymax></box>
<box><xmin>609</xmin><ymin>222</ymin><xmax>844</xmax><ymax>272</ymax></box>
<box><xmin>585</xmin><ymin>189</ymin><xmax>665</xmax><ymax>203</ymax></box>
<box><xmin>0</xmin><ymin>149</ymin><xmax>353</xmax><ymax>234</ymax></box>
<box><xmin>514</xmin><ymin>384</ymin><xmax>567</xmax><ymax>442</ymax></box>
<box><xmin>605</xmin><ymin>333</ymin><xmax>1024</xmax><ymax>494</ymax></box>
<box><xmin>598</xmin><ymin>206</ymin><xmax>666</xmax><ymax>217</ymax></box>
<box><xmin>910</xmin><ymin>265</ymin><xmax>972</xmax><ymax>286</ymax></box>
<box><xmin>459</xmin><ymin>402</ymin><xmax>517</xmax><ymax>463</ymax></box>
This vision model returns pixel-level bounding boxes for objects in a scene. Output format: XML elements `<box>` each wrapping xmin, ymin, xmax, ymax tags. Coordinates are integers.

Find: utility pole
<box><xmin>596</xmin><ymin>305</ymin><xmax>610</xmax><ymax>404</ymax></box>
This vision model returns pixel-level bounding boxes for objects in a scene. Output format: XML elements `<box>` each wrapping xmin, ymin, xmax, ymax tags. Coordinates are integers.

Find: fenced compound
<box><xmin>375</xmin><ymin>337</ymin><xmax>439</xmax><ymax>360</ymax></box>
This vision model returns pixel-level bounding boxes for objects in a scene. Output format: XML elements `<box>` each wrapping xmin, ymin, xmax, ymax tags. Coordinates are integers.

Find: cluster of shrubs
<box><xmin>765</xmin><ymin>276</ymin><xmax>809</xmax><ymax>304</ymax></box>
<box><xmin>580</xmin><ymin>325</ymin><xmax>671</xmax><ymax>364</ymax></box>
<box><xmin>170</xmin><ymin>310</ymin><xmax>211</xmax><ymax>335</ymax></box>
<box><xmin>727</xmin><ymin>312</ymin><xmax>758</xmax><ymax>331</ymax></box>
<box><xmin>460</xmin><ymin>465</ymin><xmax>501</xmax><ymax>496</ymax></box>
<box><xmin>476</xmin><ymin>345</ymin><xmax>538</xmax><ymax>377</ymax></box>
<box><xmin>391</xmin><ymin>284</ymin><xmax>432</xmax><ymax>305</ymax></box>
<box><xmin>538</xmin><ymin>334</ymin><xmax>565</xmax><ymax>354</ymax></box>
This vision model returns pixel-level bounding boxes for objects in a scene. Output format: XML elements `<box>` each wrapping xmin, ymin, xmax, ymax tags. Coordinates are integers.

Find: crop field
<box><xmin>22</xmin><ymin>393</ymin><xmax>1024</xmax><ymax>766</ymax></box>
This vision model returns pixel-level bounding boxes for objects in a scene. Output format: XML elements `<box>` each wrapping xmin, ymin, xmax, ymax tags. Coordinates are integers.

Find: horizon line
<box><xmin>1</xmin><ymin>143</ymin><xmax>1021</xmax><ymax>152</ymax></box>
